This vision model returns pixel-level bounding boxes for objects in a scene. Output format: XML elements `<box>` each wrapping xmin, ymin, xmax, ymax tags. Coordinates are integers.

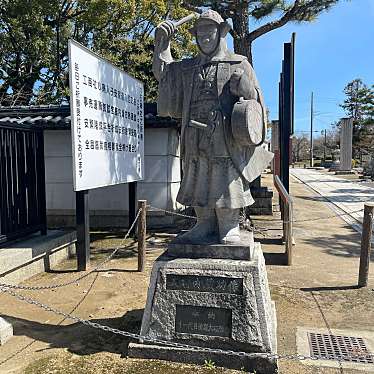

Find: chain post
<box><xmin>358</xmin><ymin>203</ymin><xmax>374</xmax><ymax>287</ymax></box>
<box><xmin>137</xmin><ymin>200</ymin><xmax>147</xmax><ymax>272</ymax></box>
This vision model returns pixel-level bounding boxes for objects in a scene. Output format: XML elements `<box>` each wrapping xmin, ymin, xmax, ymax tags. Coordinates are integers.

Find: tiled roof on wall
<box><xmin>0</xmin><ymin>103</ymin><xmax>179</xmax><ymax>129</ymax></box>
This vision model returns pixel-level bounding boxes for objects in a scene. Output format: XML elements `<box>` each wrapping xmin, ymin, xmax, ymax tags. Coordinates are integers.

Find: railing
<box><xmin>0</xmin><ymin>124</ymin><xmax>47</xmax><ymax>244</ymax></box>
<box><xmin>274</xmin><ymin>175</ymin><xmax>294</xmax><ymax>265</ymax></box>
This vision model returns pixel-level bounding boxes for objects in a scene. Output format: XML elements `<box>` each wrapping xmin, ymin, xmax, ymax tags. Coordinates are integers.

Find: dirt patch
<box><xmin>24</xmin><ymin>352</ymin><xmax>244</xmax><ymax>374</ymax></box>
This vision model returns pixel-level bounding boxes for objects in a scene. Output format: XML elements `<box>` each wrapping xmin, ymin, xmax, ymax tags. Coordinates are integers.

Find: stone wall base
<box><xmin>0</xmin><ymin>230</ymin><xmax>76</xmax><ymax>284</ymax></box>
<box><xmin>247</xmin><ymin>187</ymin><xmax>274</xmax><ymax>216</ymax></box>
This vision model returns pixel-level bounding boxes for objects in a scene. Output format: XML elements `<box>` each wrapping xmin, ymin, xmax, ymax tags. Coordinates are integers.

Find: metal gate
<box><xmin>0</xmin><ymin>124</ymin><xmax>47</xmax><ymax>244</ymax></box>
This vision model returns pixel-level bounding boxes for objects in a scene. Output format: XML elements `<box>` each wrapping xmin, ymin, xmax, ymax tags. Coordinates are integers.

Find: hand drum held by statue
<box><xmin>231</xmin><ymin>98</ymin><xmax>265</xmax><ymax>146</ymax></box>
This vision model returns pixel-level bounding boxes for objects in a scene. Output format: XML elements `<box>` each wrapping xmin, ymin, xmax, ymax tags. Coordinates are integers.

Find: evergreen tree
<box><xmin>0</xmin><ymin>0</ymin><xmax>193</xmax><ymax>105</ymax></box>
<box><xmin>340</xmin><ymin>79</ymin><xmax>374</xmax><ymax>156</ymax></box>
<box><xmin>182</xmin><ymin>0</ymin><xmax>341</xmax><ymax>64</ymax></box>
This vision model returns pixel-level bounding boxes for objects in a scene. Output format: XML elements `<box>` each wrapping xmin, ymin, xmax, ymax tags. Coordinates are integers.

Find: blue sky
<box><xmin>232</xmin><ymin>0</ymin><xmax>374</xmax><ymax>137</ymax></box>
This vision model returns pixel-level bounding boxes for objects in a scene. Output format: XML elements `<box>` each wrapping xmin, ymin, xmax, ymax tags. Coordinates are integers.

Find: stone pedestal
<box><xmin>363</xmin><ymin>157</ymin><xmax>374</xmax><ymax>179</ymax></box>
<box><xmin>128</xmin><ymin>241</ymin><xmax>278</xmax><ymax>374</ymax></box>
<box><xmin>247</xmin><ymin>177</ymin><xmax>274</xmax><ymax>216</ymax></box>
<box><xmin>339</xmin><ymin>117</ymin><xmax>353</xmax><ymax>172</ymax></box>
<box><xmin>247</xmin><ymin>187</ymin><xmax>274</xmax><ymax>215</ymax></box>
<box><xmin>329</xmin><ymin>160</ymin><xmax>341</xmax><ymax>172</ymax></box>
<box><xmin>167</xmin><ymin>230</ymin><xmax>255</xmax><ymax>260</ymax></box>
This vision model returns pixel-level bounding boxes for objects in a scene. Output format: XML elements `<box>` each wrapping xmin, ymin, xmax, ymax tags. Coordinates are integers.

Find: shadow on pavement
<box><xmin>46</xmin><ymin>269</ymin><xmax>80</xmax><ymax>274</ymax></box>
<box><xmin>94</xmin><ymin>268</ymin><xmax>138</xmax><ymax>273</ymax></box>
<box><xmin>258</xmin><ymin>238</ymin><xmax>283</xmax><ymax>245</ymax></box>
<box><xmin>2</xmin><ymin>308</ymin><xmax>144</xmax><ymax>358</ymax></box>
<box><xmin>303</xmin><ymin>232</ymin><xmax>374</xmax><ymax>261</ymax></box>
<box><xmin>332</xmin><ymin>188</ymin><xmax>374</xmax><ymax>194</ymax></box>
<box><xmin>295</xmin><ymin>194</ymin><xmax>372</xmax><ymax>204</ymax></box>
<box><xmin>264</xmin><ymin>252</ymin><xmax>288</xmax><ymax>266</ymax></box>
<box><xmin>300</xmin><ymin>285</ymin><xmax>360</xmax><ymax>292</ymax></box>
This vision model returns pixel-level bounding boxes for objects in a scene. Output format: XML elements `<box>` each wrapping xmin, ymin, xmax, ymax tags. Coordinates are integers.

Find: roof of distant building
<box><xmin>0</xmin><ymin>103</ymin><xmax>179</xmax><ymax>130</ymax></box>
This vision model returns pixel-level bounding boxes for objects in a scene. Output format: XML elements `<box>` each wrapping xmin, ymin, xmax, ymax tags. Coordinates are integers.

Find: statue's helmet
<box><xmin>189</xmin><ymin>9</ymin><xmax>231</xmax><ymax>35</ymax></box>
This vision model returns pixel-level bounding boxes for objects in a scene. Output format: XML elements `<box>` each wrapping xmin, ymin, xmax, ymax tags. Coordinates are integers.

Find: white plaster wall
<box><xmin>44</xmin><ymin>127</ymin><xmax>181</xmax><ymax>226</ymax></box>
<box><xmin>45</xmin><ymin>131</ymin><xmax>75</xmax><ymax>211</ymax></box>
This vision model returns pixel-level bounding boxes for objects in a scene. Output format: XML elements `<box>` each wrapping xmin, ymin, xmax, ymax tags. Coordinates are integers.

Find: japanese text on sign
<box><xmin>69</xmin><ymin>39</ymin><xmax>144</xmax><ymax>191</ymax></box>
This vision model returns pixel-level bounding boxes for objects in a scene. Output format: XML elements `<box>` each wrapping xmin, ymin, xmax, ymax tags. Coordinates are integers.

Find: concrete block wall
<box><xmin>0</xmin><ymin>230</ymin><xmax>76</xmax><ymax>284</ymax></box>
<box><xmin>44</xmin><ymin>128</ymin><xmax>181</xmax><ymax>228</ymax></box>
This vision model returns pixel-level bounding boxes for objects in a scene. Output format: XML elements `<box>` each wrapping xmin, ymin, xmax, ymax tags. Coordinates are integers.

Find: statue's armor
<box><xmin>177</xmin><ymin>62</ymin><xmax>254</xmax><ymax>209</ymax></box>
<box><xmin>188</xmin><ymin>63</ymin><xmax>228</xmax><ymax>157</ymax></box>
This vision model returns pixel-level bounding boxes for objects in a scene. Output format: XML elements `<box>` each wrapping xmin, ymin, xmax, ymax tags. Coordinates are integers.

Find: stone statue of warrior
<box><xmin>153</xmin><ymin>10</ymin><xmax>273</xmax><ymax>245</ymax></box>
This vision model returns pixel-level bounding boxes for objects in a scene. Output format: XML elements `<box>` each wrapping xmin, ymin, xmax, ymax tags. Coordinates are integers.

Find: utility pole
<box><xmin>310</xmin><ymin>92</ymin><xmax>314</xmax><ymax>167</ymax></box>
<box><xmin>323</xmin><ymin>129</ymin><xmax>327</xmax><ymax>164</ymax></box>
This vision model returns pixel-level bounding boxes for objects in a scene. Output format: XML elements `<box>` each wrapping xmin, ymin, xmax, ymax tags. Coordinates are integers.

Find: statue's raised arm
<box><xmin>152</xmin><ymin>20</ymin><xmax>176</xmax><ymax>81</ymax></box>
<box><xmin>153</xmin><ymin>14</ymin><xmax>198</xmax><ymax>81</ymax></box>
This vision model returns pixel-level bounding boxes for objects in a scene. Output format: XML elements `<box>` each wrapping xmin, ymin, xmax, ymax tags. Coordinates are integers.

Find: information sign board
<box><xmin>69</xmin><ymin>39</ymin><xmax>144</xmax><ymax>191</ymax></box>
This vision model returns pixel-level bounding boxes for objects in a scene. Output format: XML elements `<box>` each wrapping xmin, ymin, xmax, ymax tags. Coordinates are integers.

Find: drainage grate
<box><xmin>308</xmin><ymin>332</ymin><xmax>374</xmax><ymax>364</ymax></box>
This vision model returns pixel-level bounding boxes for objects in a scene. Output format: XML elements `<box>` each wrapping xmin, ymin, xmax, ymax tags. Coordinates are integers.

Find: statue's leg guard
<box><xmin>174</xmin><ymin>207</ymin><xmax>217</xmax><ymax>244</ymax></box>
<box><xmin>216</xmin><ymin>208</ymin><xmax>241</xmax><ymax>244</ymax></box>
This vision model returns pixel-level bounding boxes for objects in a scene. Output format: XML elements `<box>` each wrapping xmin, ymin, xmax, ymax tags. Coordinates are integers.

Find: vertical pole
<box><xmin>287</xmin><ymin>202</ymin><xmax>293</xmax><ymax>266</ymax></box>
<box><xmin>283</xmin><ymin>202</ymin><xmax>288</xmax><ymax>244</ymax></box>
<box><xmin>76</xmin><ymin>190</ymin><xmax>90</xmax><ymax>271</ymax></box>
<box><xmin>324</xmin><ymin>129</ymin><xmax>327</xmax><ymax>164</ymax></box>
<box><xmin>358</xmin><ymin>203</ymin><xmax>374</xmax><ymax>287</ymax></box>
<box><xmin>278</xmin><ymin>78</ymin><xmax>284</xmax><ymax>219</ymax></box>
<box><xmin>282</xmin><ymin>42</ymin><xmax>291</xmax><ymax>193</ymax></box>
<box><xmin>128</xmin><ymin>181</ymin><xmax>137</xmax><ymax>237</ymax></box>
<box><xmin>310</xmin><ymin>92</ymin><xmax>314</xmax><ymax>167</ymax></box>
<box><xmin>0</xmin><ymin>128</ymin><xmax>4</xmax><ymax>242</ymax></box>
<box><xmin>38</xmin><ymin>130</ymin><xmax>47</xmax><ymax>235</ymax></box>
<box><xmin>290</xmin><ymin>32</ymin><xmax>296</xmax><ymax>137</ymax></box>
<box><xmin>137</xmin><ymin>200</ymin><xmax>147</xmax><ymax>272</ymax></box>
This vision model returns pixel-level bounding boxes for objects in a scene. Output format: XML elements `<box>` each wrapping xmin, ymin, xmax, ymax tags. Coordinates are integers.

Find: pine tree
<box><xmin>182</xmin><ymin>0</ymin><xmax>341</xmax><ymax>65</ymax></box>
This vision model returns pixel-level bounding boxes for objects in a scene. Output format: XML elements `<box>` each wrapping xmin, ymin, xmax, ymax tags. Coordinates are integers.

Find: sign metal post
<box><xmin>76</xmin><ymin>190</ymin><xmax>90</xmax><ymax>270</ymax></box>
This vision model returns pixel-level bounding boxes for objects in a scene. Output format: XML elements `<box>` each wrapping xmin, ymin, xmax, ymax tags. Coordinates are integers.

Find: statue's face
<box><xmin>195</xmin><ymin>20</ymin><xmax>220</xmax><ymax>55</ymax></box>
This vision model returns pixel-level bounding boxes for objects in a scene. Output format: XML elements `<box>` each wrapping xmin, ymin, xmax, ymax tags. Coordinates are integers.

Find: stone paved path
<box><xmin>290</xmin><ymin>168</ymin><xmax>374</xmax><ymax>233</ymax></box>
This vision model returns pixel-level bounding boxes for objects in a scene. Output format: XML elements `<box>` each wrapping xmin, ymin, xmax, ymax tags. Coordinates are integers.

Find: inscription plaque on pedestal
<box><xmin>166</xmin><ymin>274</ymin><xmax>243</xmax><ymax>295</ymax></box>
<box><xmin>175</xmin><ymin>305</ymin><xmax>232</xmax><ymax>338</ymax></box>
